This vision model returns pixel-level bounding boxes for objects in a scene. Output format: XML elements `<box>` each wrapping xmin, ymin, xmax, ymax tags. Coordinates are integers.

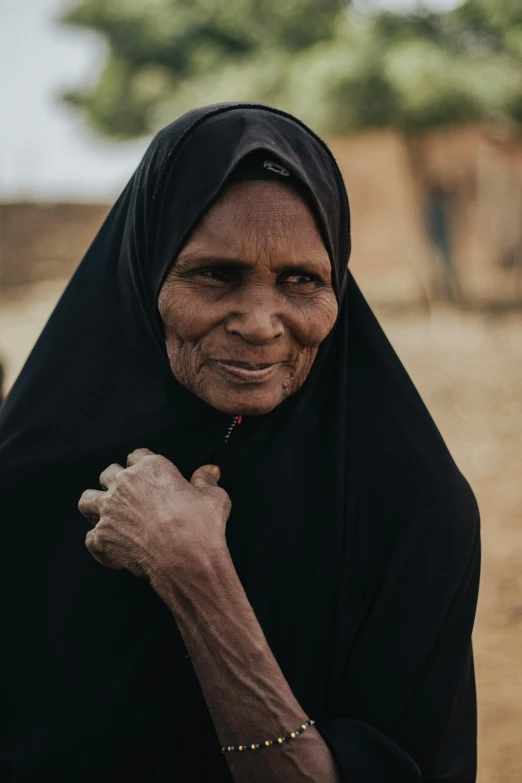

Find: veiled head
<box><xmin>158</xmin><ymin>178</ymin><xmax>338</xmax><ymax>415</ymax></box>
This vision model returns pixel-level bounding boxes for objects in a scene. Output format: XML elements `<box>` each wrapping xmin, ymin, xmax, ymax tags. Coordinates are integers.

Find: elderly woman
<box><xmin>0</xmin><ymin>104</ymin><xmax>479</xmax><ymax>783</ymax></box>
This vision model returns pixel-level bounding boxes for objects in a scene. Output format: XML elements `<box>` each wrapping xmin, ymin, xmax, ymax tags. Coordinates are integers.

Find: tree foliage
<box><xmin>61</xmin><ymin>0</ymin><xmax>522</xmax><ymax>139</ymax></box>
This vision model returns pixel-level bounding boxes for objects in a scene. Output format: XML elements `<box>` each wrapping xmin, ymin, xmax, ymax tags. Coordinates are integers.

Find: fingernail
<box><xmin>206</xmin><ymin>464</ymin><xmax>220</xmax><ymax>480</ymax></box>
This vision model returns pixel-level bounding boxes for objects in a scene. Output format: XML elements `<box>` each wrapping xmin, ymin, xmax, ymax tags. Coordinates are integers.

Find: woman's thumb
<box><xmin>190</xmin><ymin>464</ymin><xmax>221</xmax><ymax>489</ymax></box>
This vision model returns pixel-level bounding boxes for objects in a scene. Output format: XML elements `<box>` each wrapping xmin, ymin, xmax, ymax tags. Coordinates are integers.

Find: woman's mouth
<box><xmin>212</xmin><ymin>360</ymin><xmax>281</xmax><ymax>383</ymax></box>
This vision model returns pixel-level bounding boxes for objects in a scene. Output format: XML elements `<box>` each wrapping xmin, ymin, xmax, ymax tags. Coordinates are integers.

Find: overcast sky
<box><xmin>1</xmin><ymin>0</ymin><xmax>461</xmax><ymax>201</ymax></box>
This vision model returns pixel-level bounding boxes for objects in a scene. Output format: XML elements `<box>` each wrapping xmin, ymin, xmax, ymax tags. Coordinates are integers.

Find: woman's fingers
<box><xmin>78</xmin><ymin>489</ymin><xmax>105</xmax><ymax>526</ymax></box>
<box><xmin>190</xmin><ymin>464</ymin><xmax>220</xmax><ymax>488</ymax></box>
<box><xmin>190</xmin><ymin>465</ymin><xmax>231</xmax><ymax>522</ymax></box>
<box><xmin>79</xmin><ymin>454</ymin><xmax>230</xmax><ymax>581</ymax></box>
<box><xmin>99</xmin><ymin>463</ymin><xmax>124</xmax><ymax>489</ymax></box>
<box><xmin>127</xmin><ymin>448</ymin><xmax>155</xmax><ymax>467</ymax></box>
<box><xmin>85</xmin><ymin>528</ymin><xmax>123</xmax><ymax>570</ymax></box>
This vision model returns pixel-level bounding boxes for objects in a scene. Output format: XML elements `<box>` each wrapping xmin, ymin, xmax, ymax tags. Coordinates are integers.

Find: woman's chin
<box><xmin>204</xmin><ymin>383</ymin><xmax>288</xmax><ymax>417</ymax></box>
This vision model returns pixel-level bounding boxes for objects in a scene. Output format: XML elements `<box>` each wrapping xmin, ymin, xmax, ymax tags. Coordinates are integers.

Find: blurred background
<box><xmin>1</xmin><ymin>0</ymin><xmax>521</xmax><ymax>778</ymax></box>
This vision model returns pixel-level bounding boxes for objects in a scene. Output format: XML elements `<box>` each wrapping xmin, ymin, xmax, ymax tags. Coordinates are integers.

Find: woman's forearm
<box><xmin>153</xmin><ymin>546</ymin><xmax>340</xmax><ymax>783</ymax></box>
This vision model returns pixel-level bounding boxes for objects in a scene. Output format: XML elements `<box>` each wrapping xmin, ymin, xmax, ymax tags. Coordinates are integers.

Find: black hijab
<box><xmin>0</xmin><ymin>104</ymin><xmax>479</xmax><ymax>782</ymax></box>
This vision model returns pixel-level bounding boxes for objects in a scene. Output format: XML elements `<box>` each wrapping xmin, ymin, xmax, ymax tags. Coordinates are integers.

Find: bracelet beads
<box><xmin>221</xmin><ymin>719</ymin><xmax>315</xmax><ymax>753</ymax></box>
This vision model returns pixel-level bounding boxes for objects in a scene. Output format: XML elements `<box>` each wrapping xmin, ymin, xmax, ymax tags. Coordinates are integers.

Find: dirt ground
<box><xmin>382</xmin><ymin>306</ymin><xmax>522</xmax><ymax>782</ymax></box>
<box><xmin>1</xmin><ymin>281</ymin><xmax>521</xmax><ymax>782</ymax></box>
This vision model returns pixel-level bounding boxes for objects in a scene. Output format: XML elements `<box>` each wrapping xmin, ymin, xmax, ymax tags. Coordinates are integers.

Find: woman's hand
<box><xmin>78</xmin><ymin>449</ymin><xmax>231</xmax><ymax>590</ymax></box>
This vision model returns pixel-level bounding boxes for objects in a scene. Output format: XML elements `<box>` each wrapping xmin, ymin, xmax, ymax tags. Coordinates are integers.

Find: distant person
<box><xmin>0</xmin><ymin>105</ymin><xmax>480</xmax><ymax>782</ymax></box>
<box><xmin>426</xmin><ymin>184</ymin><xmax>462</xmax><ymax>303</ymax></box>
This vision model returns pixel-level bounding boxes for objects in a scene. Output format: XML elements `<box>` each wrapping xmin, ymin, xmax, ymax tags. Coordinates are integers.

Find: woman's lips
<box><xmin>212</xmin><ymin>360</ymin><xmax>281</xmax><ymax>383</ymax></box>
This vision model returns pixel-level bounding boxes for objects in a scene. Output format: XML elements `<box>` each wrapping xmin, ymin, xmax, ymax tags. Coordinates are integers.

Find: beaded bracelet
<box><xmin>221</xmin><ymin>719</ymin><xmax>315</xmax><ymax>753</ymax></box>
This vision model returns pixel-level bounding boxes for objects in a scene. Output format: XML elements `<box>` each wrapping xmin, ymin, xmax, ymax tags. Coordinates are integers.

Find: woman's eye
<box><xmin>283</xmin><ymin>273</ymin><xmax>317</xmax><ymax>285</ymax></box>
<box><xmin>197</xmin><ymin>269</ymin><xmax>236</xmax><ymax>282</ymax></box>
<box><xmin>192</xmin><ymin>268</ymin><xmax>322</xmax><ymax>286</ymax></box>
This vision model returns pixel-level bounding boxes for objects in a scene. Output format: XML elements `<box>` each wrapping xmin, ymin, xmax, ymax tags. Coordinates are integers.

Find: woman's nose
<box><xmin>225</xmin><ymin>301</ymin><xmax>284</xmax><ymax>345</ymax></box>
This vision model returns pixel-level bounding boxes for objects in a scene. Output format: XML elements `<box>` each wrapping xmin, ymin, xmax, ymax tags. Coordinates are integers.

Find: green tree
<box><xmin>61</xmin><ymin>0</ymin><xmax>522</xmax><ymax>139</ymax></box>
<box><xmin>61</xmin><ymin>0</ymin><xmax>344</xmax><ymax>137</ymax></box>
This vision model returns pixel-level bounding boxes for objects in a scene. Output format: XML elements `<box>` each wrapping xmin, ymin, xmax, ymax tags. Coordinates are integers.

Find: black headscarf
<box><xmin>0</xmin><ymin>104</ymin><xmax>479</xmax><ymax>782</ymax></box>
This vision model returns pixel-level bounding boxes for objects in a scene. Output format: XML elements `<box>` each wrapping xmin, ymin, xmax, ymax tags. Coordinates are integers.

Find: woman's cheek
<box><xmin>164</xmin><ymin>293</ymin><xmax>214</xmax><ymax>343</ymax></box>
<box><xmin>294</xmin><ymin>294</ymin><xmax>338</xmax><ymax>346</ymax></box>
<box><xmin>164</xmin><ymin>337</ymin><xmax>198</xmax><ymax>390</ymax></box>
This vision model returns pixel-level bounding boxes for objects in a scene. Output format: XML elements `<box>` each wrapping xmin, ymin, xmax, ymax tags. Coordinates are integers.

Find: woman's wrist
<box><xmin>150</xmin><ymin>533</ymin><xmax>232</xmax><ymax>608</ymax></box>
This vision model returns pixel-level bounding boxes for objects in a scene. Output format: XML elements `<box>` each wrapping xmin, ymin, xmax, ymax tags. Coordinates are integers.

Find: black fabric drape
<box><xmin>0</xmin><ymin>103</ymin><xmax>479</xmax><ymax>782</ymax></box>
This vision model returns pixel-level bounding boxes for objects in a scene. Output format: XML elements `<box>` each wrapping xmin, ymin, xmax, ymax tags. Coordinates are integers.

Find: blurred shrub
<box><xmin>61</xmin><ymin>0</ymin><xmax>522</xmax><ymax>138</ymax></box>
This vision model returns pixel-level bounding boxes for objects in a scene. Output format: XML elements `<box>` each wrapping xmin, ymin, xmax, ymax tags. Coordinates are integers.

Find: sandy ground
<box><xmin>382</xmin><ymin>307</ymin><xmax>522</xmax><ymax>782</ymax></box>
<box><xmin>1</xmin><ymin>281</ymin><xmax>521</xmax><ymax>782</ymax></box>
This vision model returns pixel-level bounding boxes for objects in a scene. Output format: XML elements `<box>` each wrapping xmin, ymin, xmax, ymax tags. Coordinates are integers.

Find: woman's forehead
<box><xmin>149</xmin><ymin>106</ymin><xmax>348</xmax><ymax>300</ymax></box>
<box><xmin>178</xmin><ymin>181</ymin><xmax>330</xmax><ymax>265</ymax></box>
<box><xmin>197</xmin><ymin>181</ymin><xmax>313</xmax><ymax>236</ymax></box>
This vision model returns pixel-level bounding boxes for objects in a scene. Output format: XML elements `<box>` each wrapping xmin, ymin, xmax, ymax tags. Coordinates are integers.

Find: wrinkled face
<box><xmin>157</xmin><ymin>180</ymin><xmax>338</xmax><ymax>416</ymax></box>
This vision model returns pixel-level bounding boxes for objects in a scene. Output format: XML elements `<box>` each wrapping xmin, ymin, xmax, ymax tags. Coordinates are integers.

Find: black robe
<box><xmin>0</xmin><ymin>103</ymin><xmax>479</xmax><ymax>782</ymax></box>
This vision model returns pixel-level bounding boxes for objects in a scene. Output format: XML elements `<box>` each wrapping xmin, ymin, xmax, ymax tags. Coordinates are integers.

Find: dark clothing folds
<box><xmin>0</xmin><ymin>104</ymin><xmax>479</xmax><ymax>782</ymax></box>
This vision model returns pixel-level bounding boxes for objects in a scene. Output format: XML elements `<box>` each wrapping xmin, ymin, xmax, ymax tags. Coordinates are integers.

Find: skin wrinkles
<box><xmin>157</xmin><ymin>180</ymin><xmax>339</xmax><ymax>416</ymax></box>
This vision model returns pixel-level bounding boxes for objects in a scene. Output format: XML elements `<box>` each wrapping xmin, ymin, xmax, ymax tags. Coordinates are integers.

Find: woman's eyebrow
<box><xmin>178</xmin><ymin>254</ymin><xmax>253</xmax><ymax>269</ymax></box>
<box><xmin>177</xmin><ymin>252</ymin><xmax>331</xmax><ymax>274</ymax></box>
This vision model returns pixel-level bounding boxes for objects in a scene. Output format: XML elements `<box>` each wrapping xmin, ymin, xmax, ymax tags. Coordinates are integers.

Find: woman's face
<box><xmin>157</xmin><ymin>180</ymin><xmax>338</xmax><ymax>416</ymax></box>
